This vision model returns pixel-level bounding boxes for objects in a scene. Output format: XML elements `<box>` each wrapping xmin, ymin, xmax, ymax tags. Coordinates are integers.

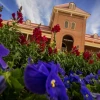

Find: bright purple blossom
<box><xmin>0</xmin><ymin>44</ymin><xmax>9</xmax><ymax>70</ymax></box>
<box><xmin>83</xmin><ymin>73</ymin><xmax>95</xmax><ymax>84</ymax></box>
<box><xmin>68</xmin><ymin>73</ymin><xmax>81</xmax><ymax>83</ymax></box>
<box><xmin>94</xmin><ymin>75</ymin><xmax>98</xmax><ymax>80</ymax></box>
<box><xmin>24</xmin><ymin>61</ymin><xmax>68</xmax><ymax>100</ymax></box>
<box><xmin>63</xmin><ymin>76</ymin><xmax>71</xmax><ymax>89</ymax></box>
<box><xmin>46</xmin><ymin>72</ymin><xmax>69</xmax><ymax>100</ymax></box>
<box><xmin>80</xmin><ymin>86</ymin><xmax>93</xmax><ymax>100</ymax></box>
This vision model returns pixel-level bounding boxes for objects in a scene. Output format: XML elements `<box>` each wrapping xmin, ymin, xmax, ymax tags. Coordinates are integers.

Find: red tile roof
<box><xmin>85</xmin><ymin>34</ymin><xmax>100</xmax><ymax>44</ymax></box>
<box><xmin>3</xmin><ymin>20</ymin><xmax>51</xmax><ymax>32</ymax></box>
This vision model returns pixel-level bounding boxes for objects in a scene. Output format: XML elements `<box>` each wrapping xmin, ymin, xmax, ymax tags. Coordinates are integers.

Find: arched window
<box><xmin>71</xmin><ymin>22</ymin><xmax>76</xmax><ymax>29</ymax></box>
<box><xmin>65</xmin><ymin>21</ymin><xmax>69</xmax><ymax>28</ymax></box>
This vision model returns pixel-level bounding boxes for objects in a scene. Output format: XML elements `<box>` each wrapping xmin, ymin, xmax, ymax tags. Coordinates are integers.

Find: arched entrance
<box><xmin>62</xmin><ymin>35</ymin><xmax>74</xmax><ymax>52</ymax></box>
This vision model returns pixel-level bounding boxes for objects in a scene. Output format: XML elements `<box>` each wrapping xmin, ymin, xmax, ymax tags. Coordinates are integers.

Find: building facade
<box><xmin>3</xmin><ymin>2</ymin><xmax>100</xmax><ymax>52</ymax></box>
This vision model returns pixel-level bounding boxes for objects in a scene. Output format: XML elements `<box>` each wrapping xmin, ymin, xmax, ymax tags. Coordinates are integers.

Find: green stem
<box><xmin>53</xmin><ymin>32</ymin><xmax>56</xmax><ymax>48</ymax></box>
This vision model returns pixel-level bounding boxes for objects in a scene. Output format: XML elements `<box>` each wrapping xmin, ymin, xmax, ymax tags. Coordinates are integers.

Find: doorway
<box><xmin>62</xmin><ymin>35</ymin><xmax>74</xmax><ymax>52</ymax></box>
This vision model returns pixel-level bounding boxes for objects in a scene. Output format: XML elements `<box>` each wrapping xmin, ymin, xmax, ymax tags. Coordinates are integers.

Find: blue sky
<box><xmin>0</xmin><ymin>0</ymin><xmax>100</xmax><ymax>35</ymax></box>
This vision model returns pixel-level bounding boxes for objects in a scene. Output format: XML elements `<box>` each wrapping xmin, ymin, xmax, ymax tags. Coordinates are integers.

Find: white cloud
<box><xmin>86</xmin><ymin>0</ymin><xmax>100</xmax><ymax>34</ymax></box>
<box><xmin>0</xmin><ymin>1</ymin><xmax>11</xmax><ymax>12</ymax></box>
<box><xmin>15</xmin><ymin>0</ymin><xmax>57</xmax><ymax>25</ymax></box>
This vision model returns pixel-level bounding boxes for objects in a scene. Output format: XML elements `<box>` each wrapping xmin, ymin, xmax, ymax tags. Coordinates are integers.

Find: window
<box><xmin>65</xmin><ymin>21</ymin><xmax>69</xmax><ymax>28</ymax></box>
<box><xmin>71</xmin><ymin>22</ymin><xmax>76</xmax><ymax>29</ymax></box>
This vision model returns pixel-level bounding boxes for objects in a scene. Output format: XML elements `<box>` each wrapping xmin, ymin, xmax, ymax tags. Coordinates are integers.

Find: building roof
<box><xmin>54</xmin><ymin>3</ymin><xmax>90</xmax><ymax>16</ymax></box>
<box><xmin>85</xmin><ymin>34</ymin><xmax>100</xmax><ymax>44</ymax></box>
<box><xmin>54</xmin><ymin>2</ymin><xmax>90</xmax><ymax>16</ymax></box>
<box><xmin>3</xmin><ymin>20</ymin><xmax>51</xmax><ymax>33</ymax></box>
<box><xmin>49</xmin><ymin>2</ymin><xmax>90</xmax><ymax>27</ymax></box>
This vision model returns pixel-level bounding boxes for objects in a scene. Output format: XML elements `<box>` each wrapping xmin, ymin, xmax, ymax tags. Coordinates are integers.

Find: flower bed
<box><xmin>0</xmin><ymin>7</ymin><xmax>100</xmax><ymax>100</ymax></box>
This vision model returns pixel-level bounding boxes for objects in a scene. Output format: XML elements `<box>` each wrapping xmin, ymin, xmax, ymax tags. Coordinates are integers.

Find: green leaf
<box><xmin>11</xmin><ymin>68</ymin><xmax>22</xmax><ymax>79</ymax></box>
<box><xmin>10</xmin><ymin>76</ymin><xmax>24</xmax><ymax>90</ymax></box>
<box><xmin>3</xmin><ymin>71</ymin><xmax>12</xmax><ymax>86</ymax></box>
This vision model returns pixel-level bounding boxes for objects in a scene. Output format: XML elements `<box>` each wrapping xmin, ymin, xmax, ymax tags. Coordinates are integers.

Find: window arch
<box><xmin>65</xmin><ymin>21</ymin><xmax>69</xmax><ymax>28</ymax></box>
<box><xmin>71</xmin><ymin>22</ymin><xmax>76</xmax><ymax>29</ymax></box>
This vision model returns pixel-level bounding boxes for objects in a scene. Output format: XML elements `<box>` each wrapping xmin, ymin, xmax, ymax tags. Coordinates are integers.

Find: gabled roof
<box><xmin>54</xmin><ymin>3</ymin><xmax>90</xmax><ymax>16</ymax></box>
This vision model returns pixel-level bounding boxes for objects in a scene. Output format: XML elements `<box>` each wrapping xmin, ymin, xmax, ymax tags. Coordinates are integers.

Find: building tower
<box><xmin>50</xmin><ymin>2</ymin><xmax>90</xmax><ymax>52</ymax></box>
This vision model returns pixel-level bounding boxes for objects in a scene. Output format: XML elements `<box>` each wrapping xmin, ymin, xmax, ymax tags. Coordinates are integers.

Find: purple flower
<box><xmin>97</xmin><ymin>69</ymin><xmax>100</xmax><ymax>75</ymax></box>
<box><xmin>69</xmin><ymin>74</ymin><xmax>80</xmax><ymax>83</ymax></box>
<box><xmin>63</xmin><ymin>76</ymin><xmax>71</xmax><ymax>89</ymax></box>
<box><xmin>46</xmin><ymin>72</ymin><xmax>69</xmax><ymax>100</ymax></box>
<box><xmin>83</xmin><ymin>73</ymin><xmax>94</xmax><ymax>84</ymax></box>
<box><xmin>96</xmin><ymin>94</ymin><xmax>100</xmax><ymax>100</ymax></box>
<box><xmin>24</xmin><ymin>62</ymin><xmax>48</xmax><ymax>94</ymax></box>
<box><xmin>24</xmin><ymin>61</ymin><xmax>69</xmax><ymax>100</ymax></box>
<box><xmin>0</xmin><ymin>44</ymin><xmax>9</xmax><ymax>70</ymax></box>
<box><xmin>0</xmin><ymin>76</ymin><xmax>6</xmax><ymax>94</ymax></box>
<box><xmin>79</xmin><ymin>79</ymin><xmax>86</xmax><ymax>86</ymax></box>
<box><xmin>76</xmin><ymin>70</ymin><xmax>82</xmax><ymax>75</ymax></box>
<box><xmin>57</xmin><ymin>63</ymin><xmax>65</xmax><ymax>76</ymax></box>
<box><xmin>91</xmin><ymin>93</ymin><xmax>100</xmax><ymax>99</ymax></box>
<box><xmin>68</xmin><ymin>70</ymin><xmax>74</xmax><ymax>75</ymax></box>
<box><xmin>80</xmin><ymin>86</ymin><xmax>93</xmax><ymax>100</ymax></box>
<box><xmin>94</xmin><ymin>75</ymin><xmax>98</xmax><ymax>80</ymax></box>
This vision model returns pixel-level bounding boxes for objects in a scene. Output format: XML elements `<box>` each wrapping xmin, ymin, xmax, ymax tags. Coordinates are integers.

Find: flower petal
<box><xmin>46</xmin><ymin>72</ymin><xmax>69</xmax><ymax>100</ymax></box>
<box><xmin>45</xmin><ymin>61</ymin><xmax>58</xmax><ymax>74</ymax></box>
<box><xmin>57</xmin><ymin>63</ymin><xmax>65</xmax><ymax>76</ymax></box>
<box><xmin>0</xmin><ymin>76</ymin><xmax>6</xmax><ymax>94</ymax></box>
<box><xmin>97</xmin><ymin>69</ymin><xmax>100</xmax><ymax>75</ymax></box>
<box><xmin>0</xmin><ymin>44</ymin><xmax>9</xmax><ymax>57</ymax></box>
<box><xmin>63</xmin><ymin>76</ymin><xmax>70</xmax><ymax>89</ymax></box>
<box><xmin>24</xmin><ymin>65</ymin><xmax>47</xmax><ymax>94</ymax></box>
<box><xmin>37</xmin><ymin>61</ymin><xmax>50</xmax><ymax>75</ymax></box>
<box><xmin>80</xmin><ymin>86</ymin><xmax>93</xmax><ymax>100</ymax></box>
<box><xmin>0</xmin><ymin>58</ymin><xmax>8</xmax><ymax>70</ymax></box>
<box><xmin>96</xmin><ymin>94</ymin><xmax>100</xmax><ymax>100</ymax></box>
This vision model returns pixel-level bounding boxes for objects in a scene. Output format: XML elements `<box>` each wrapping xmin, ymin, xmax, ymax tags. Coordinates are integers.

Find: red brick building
<box><xmin>3</xmin><ymin>2</ymin><xmax>100</xmax><ymax>52</ymax></box>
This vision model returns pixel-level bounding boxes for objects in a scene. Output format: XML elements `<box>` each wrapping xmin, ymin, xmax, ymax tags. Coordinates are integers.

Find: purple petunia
<box><xmin>83</xmin><ymin>73</ymin><xmax>95</xmax><ymax>84</ymax></box>
<box><xmin>46</xmin><ymin>72</ymin><xmax>69</xmax><ymax>100</ymax></box>
<box><xmin>0</xmin><ymin>44</ymin><xmax>9</xmax><ymax>70</ymax></box>
<box><xmin>63</xmin><ymin>76</ymin><xmax>71</xmax><ymax>89</ymax></box>
<box><xmin>97</xmin><ymin>69</ymin><xmax>100</xmax><ymax>75</ymax></box>
<box><xmin>80</xmin><ymin>86</ymin><xmax>93</xmax><ymax>100</ymax></box>
<box><xmin>24</xmin><ymin>60</ymin><xmax>69</xmax><ymax>100</ymax></box>
<box><xmin>91</xmin><ymin>93</ymin><xmax>100</xmax><ymax>100</ymax></box>
<box><xmin>96</xmin><ymin>94</ymin><xmax>100</xmax><ymax>100</ymax></box>
<box><xmin>76</xmin><ymin>70</ymin><xmax>82</xmax><ymax>75</ymax></box>
<box><xmin>0</xmin><ymin>76</ymin><xmax>6</xmax><ymax>94</ymax></box>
